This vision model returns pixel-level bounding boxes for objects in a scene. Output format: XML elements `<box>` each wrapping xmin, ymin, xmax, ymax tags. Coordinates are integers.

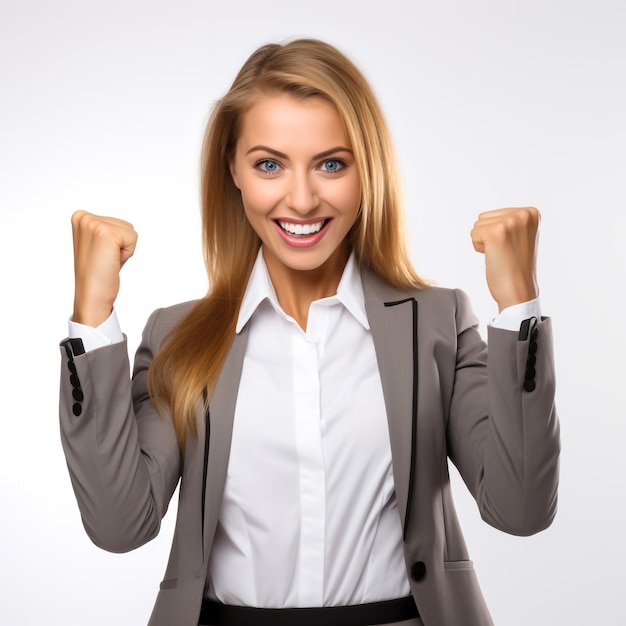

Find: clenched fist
<box><xmin>470</xmin><ymin>207</ymin><xmax>540</xmax><ymax>312</ymax></box>
<box><xmin>71</xmin><ymin>210</ymin><xmax>138</xmax><ymax>327</ymax></box>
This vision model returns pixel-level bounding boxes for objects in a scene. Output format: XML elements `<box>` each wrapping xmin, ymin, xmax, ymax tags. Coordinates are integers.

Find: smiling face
<box><xmin>229</xmin><ymin>93</ymin><xmax>361</xmax><ymax>287</ymax></box>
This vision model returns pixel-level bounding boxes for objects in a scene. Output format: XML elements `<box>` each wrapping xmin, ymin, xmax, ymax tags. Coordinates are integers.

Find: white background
<box><xmin>1</xmin><ymin>1</ymin><xmax>625</xmax><ymax>624</ymax></box>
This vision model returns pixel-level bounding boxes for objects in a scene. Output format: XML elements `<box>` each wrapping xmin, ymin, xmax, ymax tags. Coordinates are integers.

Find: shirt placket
<box><xmin>292</xmin><ymin>307</ymin><xmax>328</xmax><ymax>606</ymax></box>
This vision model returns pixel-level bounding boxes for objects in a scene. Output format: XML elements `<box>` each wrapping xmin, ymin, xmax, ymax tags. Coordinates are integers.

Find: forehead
<box><xmin>237</xmin><ymin>93</ymin><xmax>351</xmax><ymax>151</ymax></box>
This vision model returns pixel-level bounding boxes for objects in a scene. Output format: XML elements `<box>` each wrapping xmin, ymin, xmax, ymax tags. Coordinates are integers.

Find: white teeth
<box><xmin>279</xmin><ymin>220</ymin><xmax>324</xmax><ymax>235</ymax></box>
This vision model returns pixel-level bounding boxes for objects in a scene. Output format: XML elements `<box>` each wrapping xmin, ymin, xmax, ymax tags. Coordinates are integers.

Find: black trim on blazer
<box><xmin>518</xmin><ymin>317</ymin><xmax>539</xmax><ymax>392</ymax></box>
<box><xmin>61</xmin><ymin>337</ymin><xmax>86</xmax><ymax>357</ymax></box>
<box><xmin>201</xmin><ymin>389</ymin><xmax>211</xmax><ymax>554</ymax></box>
<box><xmin>384</xmin><ymin>297</ymin><xmax>418</xmax><ymax>541</ymax></box>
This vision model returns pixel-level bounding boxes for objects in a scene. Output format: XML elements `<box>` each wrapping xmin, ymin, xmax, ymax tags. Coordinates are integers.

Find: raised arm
<box><xmin>60</xmin><ymin>212</ymin><xmax>181</xmax><ymax>552</ymax></box>
<box><xmin>448</xmin><ymin>207</ymin><xmax>559</xmax><ymax>535</ymax></box>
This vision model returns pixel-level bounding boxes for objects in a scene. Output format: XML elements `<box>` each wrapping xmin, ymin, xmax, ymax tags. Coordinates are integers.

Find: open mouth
<box><xmin>277</xmin><ymin>219</ymin><xmax>330</xmax><ymax>237</ymax></box>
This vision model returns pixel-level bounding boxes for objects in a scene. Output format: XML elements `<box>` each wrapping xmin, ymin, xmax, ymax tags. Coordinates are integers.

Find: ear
<box><xmin>229</xmin><ymin>160</ymin><xmax>240</xmax><ymax>189</ymax></box>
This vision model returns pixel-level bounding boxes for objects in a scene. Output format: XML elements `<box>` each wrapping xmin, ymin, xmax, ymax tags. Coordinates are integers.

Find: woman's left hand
<box><xmin>470</xmin><ymin>206</ymin><xmax>540</xmax><ymax>312</ymax></box>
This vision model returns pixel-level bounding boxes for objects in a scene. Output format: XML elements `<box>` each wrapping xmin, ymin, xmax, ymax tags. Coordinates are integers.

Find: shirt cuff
<box><xmin>490</xmin><ymin>298</ymin><xmax>542</xmax><ymax>331</ymax></box>
<box><xmin>68</xmin><ymin>309</ymin><xmax>124</xmax><ymax>353</ymax></box>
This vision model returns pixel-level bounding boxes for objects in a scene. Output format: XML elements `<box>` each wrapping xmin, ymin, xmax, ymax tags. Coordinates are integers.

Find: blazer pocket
<box><xmin>443</xmin><ymin>560</ymin><xmax>474</xmax><ymax>571</ymax></box>
<box><xmin>159</xmin><ymin>578</ymin><xmax>178</xmax><ymax>590</ymax></box>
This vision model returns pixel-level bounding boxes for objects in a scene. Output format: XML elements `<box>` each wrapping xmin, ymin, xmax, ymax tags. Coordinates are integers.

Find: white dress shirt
<box><xmin>67</xmin><ymin>252</ymin><xmax>541</xmax><ymax>608</ymax></box>
<box><xmin>206</xmin><ymin>251</ymin><xmax>409</xmax><ymax>607</ymax></box>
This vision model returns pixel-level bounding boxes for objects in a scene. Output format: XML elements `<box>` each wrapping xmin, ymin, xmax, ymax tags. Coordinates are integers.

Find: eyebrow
<box><xmin>245</xmin><ymin>145</ymin><xmax>353</xmax><ymax>159</ymax></box>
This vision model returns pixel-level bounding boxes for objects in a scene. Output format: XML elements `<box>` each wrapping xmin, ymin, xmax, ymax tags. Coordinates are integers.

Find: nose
<box><xmin>286</xmin><ymin>171</ymin><xmax>319</xmax><ymax>215</ymax></box>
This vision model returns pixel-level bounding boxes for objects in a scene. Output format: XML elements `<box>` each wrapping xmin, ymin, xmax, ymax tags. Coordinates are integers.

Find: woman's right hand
<box><xmin>71</xmin><ymin>210</ymin><xmax>138</xmax><ymax>327</ymax></box>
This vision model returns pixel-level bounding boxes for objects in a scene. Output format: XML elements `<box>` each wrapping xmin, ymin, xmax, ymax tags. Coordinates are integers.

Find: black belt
<box><xmin>199</xmin><ymin>596</ymin><xmax>419</xmax><ymax>626</ymax></box>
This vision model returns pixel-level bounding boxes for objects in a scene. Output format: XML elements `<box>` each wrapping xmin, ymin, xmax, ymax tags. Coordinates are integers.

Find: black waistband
<box><xmin>199</xmin><ymin>596</ymin><xmax>419</xmax><ymax>626</ymax></box>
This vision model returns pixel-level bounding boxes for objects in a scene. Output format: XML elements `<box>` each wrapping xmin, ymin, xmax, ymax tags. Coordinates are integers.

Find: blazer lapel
<box><xmin>201</xmin><ymin>325</ymin><xmax>249</xmax><ymax>563</ymax></box>
<box><xmin>362</xmin><ymin>270</ymin><xmax>418</xmax><ymax>540</ymax></box>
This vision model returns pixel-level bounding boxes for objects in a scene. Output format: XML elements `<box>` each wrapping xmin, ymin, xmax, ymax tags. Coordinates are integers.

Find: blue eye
<box><xmin>256</xmin><ymin>159</ymin><xmax>280</xmax><ymax>173</ymax></box>
<box><xmin>321</xmin><ymin>159</ymin><xmax>345</xmax><ymax>173</ymax></box>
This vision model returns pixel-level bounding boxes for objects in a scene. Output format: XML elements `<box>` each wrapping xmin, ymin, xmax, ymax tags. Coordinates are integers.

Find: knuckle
<box><xmin>71</xmin><ymin>210</ymin><xmax>87</xmax><ymax>227</ymax></box>
<box><xmin>520</xmin><ymin>206</ymin><xmax>538</xmax><ymax>222</ymax></box>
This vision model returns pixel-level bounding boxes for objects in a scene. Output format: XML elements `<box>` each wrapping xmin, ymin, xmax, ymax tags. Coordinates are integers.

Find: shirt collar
<box><xmin>236</xmin><ymin>249</ymin><xmax>370</xmax><ymax>333</ymax></box>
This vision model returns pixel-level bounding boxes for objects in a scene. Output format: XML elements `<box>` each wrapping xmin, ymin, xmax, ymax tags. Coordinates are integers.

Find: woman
<box><xmin>60</xmin><ymin>39</ymin><xmax>560</xmax><ymax>626</ymax></box>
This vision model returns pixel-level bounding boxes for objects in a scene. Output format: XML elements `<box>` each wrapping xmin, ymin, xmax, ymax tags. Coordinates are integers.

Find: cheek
<box><xmin>335</xmin><ymin>175</ymin><xmax>361</xmax><ymax>214</ymax></box>
<box><xmin>239</xmin><ymin>179</ymin><xmax>280</xmax><ymax>216</ymax></box>
<box><xmin>241</xmin><ymin>202</ymin><xmax>269</xmax><ymax>243</ymax></box>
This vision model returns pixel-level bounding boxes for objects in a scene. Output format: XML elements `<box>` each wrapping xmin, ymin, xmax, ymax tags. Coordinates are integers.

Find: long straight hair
<box><xmin>149</xmin><ymin>39</ymin><xmax>428</xmax><ymax>449</ymax></box>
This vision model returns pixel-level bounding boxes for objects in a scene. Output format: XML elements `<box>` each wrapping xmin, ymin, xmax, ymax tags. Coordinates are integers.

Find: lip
<box><xmin>272</xmin><ymin>218</ymin><xmax>331</xmax><ymax>248</ymax></box>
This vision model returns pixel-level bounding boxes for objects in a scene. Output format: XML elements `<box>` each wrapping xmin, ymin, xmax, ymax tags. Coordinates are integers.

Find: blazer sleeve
<box><xmin>445</xmin><ymin>289</ymin><xmax>560</xmax><ymax>536</ymax></box>
<box><xmin>59</xmin><ymin>308</ymin><xmax>181</xmax><ymax>553</ymax></box>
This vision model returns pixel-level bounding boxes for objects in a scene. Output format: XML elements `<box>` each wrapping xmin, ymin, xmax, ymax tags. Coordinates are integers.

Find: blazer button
<box><xmin>411</xmin><ymin>561</ymin><xmax>426</xmax><ymax>582</ymax></box>
<box><xmin>524</xmin><ymin>379</ymin><xmax>536</xmax><ymax>392</ymax></box>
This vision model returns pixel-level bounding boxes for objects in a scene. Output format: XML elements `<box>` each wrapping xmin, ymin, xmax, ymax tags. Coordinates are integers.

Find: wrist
<box><xmin>72</xmin><ymin>299</ymin><xmax>114</xmax><ymax>327</ymax></box>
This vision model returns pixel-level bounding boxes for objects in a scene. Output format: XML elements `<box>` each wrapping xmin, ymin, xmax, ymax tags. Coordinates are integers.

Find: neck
<box><xmin>262</xmin><ymin>245</ymin><xmax>350</xmax><ymax>330</ymax></box>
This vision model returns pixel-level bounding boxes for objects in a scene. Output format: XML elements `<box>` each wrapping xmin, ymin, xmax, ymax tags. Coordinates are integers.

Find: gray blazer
<box><xmin>59</xmin><ymin>270</ymin><xmax>560</xmax><ymax>626</ymax></box>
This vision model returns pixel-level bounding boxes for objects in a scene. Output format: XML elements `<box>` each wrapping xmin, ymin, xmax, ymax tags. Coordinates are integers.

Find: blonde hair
<box><xmin>149</xmin><ymin>39</ymin><xmax>427</xmax><ymax>448</ymax></box>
